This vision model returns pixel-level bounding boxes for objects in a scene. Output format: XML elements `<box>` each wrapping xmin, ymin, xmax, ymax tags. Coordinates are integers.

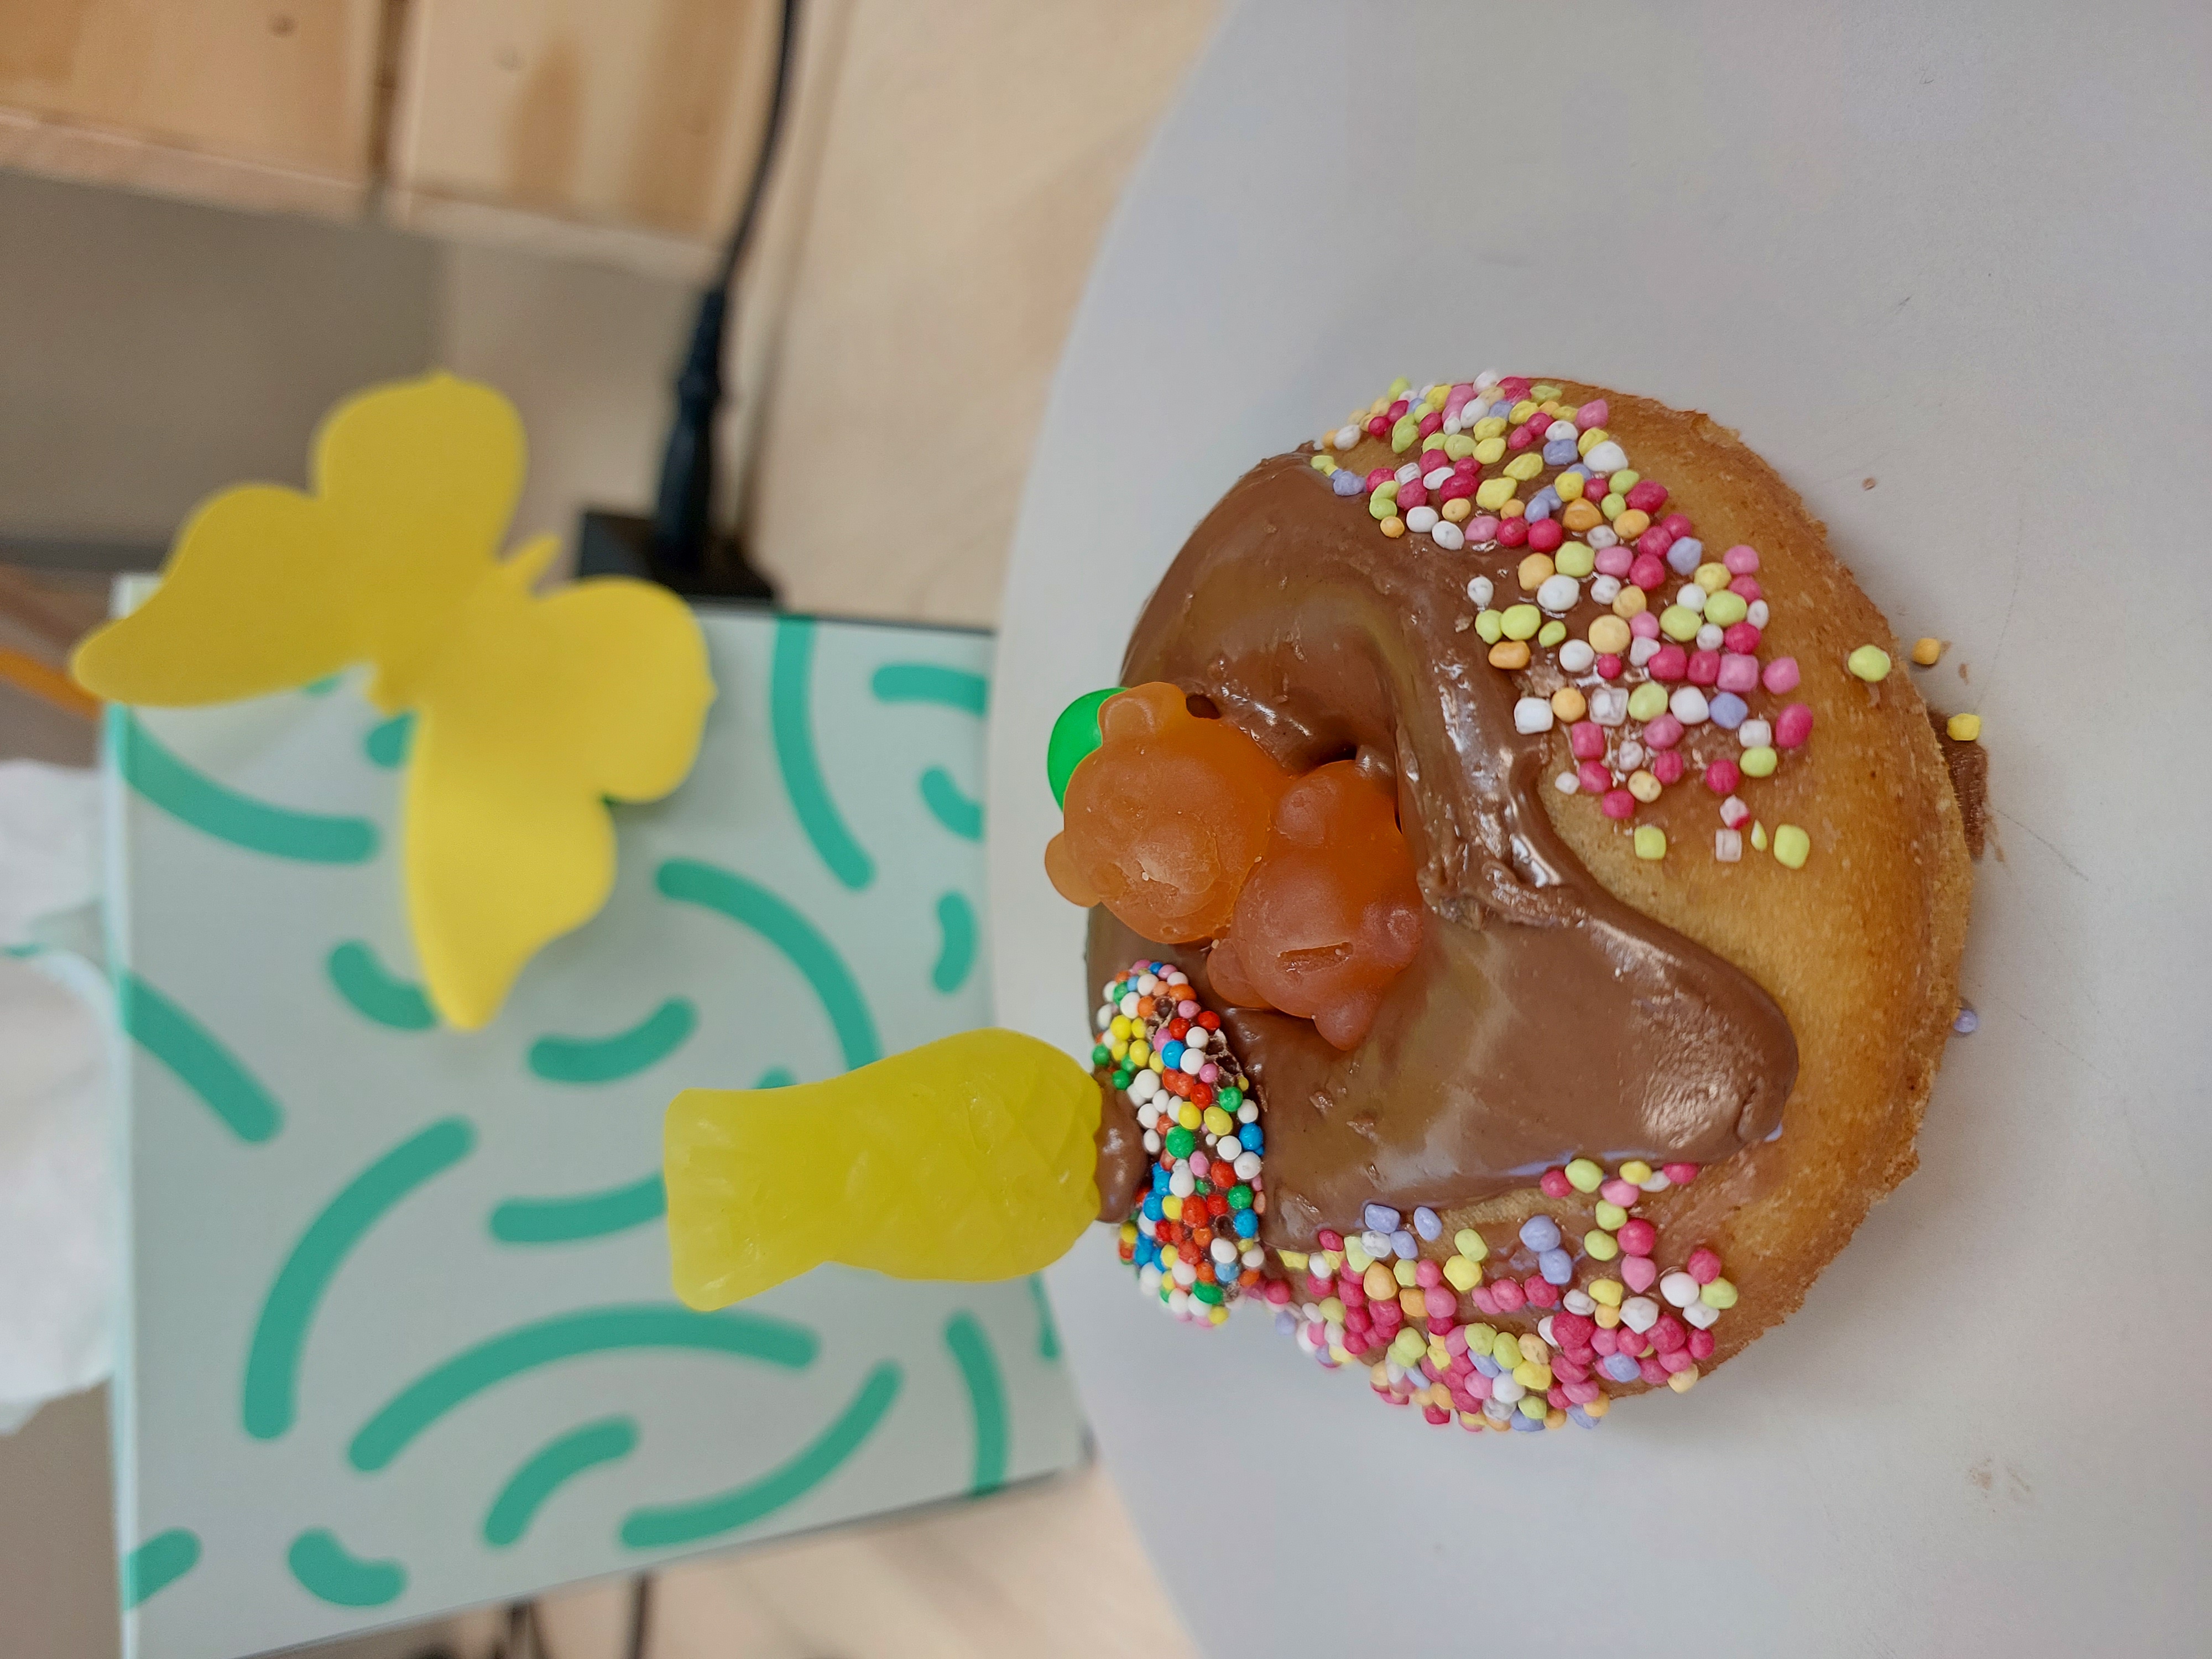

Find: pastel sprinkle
<box><xmin>1848</xmin><ymin>645</ymin><xmax>1892</xmax><ymax>682</ymax></box>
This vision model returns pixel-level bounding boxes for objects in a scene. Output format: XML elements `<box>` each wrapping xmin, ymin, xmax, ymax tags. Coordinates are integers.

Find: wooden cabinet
<box><xmin>385</xmin><ymin>0</ymin><xmax>789</xmax><ymax>275</ymax></box>
<box><xmin>0</xmin><ymin>0</ymin><xmax>813</xmax><ymax>272</ymax></box>
<box><xmin>0</xmin><ymin>0</ymin><xmax>385</xmax><ymax>215</ymax></box>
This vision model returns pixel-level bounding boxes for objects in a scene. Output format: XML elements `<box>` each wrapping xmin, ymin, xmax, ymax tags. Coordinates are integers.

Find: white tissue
<box><xmin>0</xmin><ymin>761</ymin><xmax>113</xmax><ymax>1432</ymax></box>
<box><xmin>0</xmin><ymin>761</ymin><xmax>101</xmax><ymax>939</ymax></box>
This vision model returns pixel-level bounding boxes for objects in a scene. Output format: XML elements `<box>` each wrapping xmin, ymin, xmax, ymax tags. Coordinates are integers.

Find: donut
<box><xmin>1050</xmin><ymin>373</ymin><xmax>1979</xmax><ymax>1432</ymax></box>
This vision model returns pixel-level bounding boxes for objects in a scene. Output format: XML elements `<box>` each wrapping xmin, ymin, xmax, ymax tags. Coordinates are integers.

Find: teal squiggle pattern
<box><xmin>528</xmin><ymin>997</ymin><xmax>696</xmax><ymax>1083</ymax></box>
<box><xmin>286</xmin><ymin>1530</ymin><xmax>405</xmax><ymax>1608</ymax></box>
<box><xmin>489</xmin><ymin>1067</ymin><xmax>789</xmax><ymax>1245</ymax></box>
<box><xmin>111</xmin><ymin>706</ymin><xmax>378</xmax><ymax>863</ymax></box>
<box><xmin>656</xmin><ymin>859</ymin><xmax>881</xmax><ymax>1070</ymax></box>
<box><xmin>943</xmin><ymin>1312</ymin><xmax>1009</xmax><ymax>1495</ymax></box>
<box><xmin>483</xmin><ymin>1417</ymin><xmax>639</xmax><ymax>1547</ymax></box>
<box><xmin>326</xmin><ymin>941</ymin><xmax>435</xmax><ymax>1031</ymax></box>
<box><xmin>121</xmin><ymin>1528</ymin><xmax>200</xmax><ymax>1609</ymax></box>
<box><xmin>349</xmin><ymin>1306</ymin><xmax>817</xmax><ymax>1472</ymax></box>
<box><xmin>244</xmin><ymin>1118</ymin><xmax>476</xmax><ymax>1439</ymax></box>
<box><xmin>920</xmin><ymin>768</ymin><xmax>983</xmax><ymax>841</ymax></box>
<box><xmin>490</xmin><ymin>1175</ymin><xmax>664</xmax><ymax>1244</ymax></box>
<box><xmin>119</xmin><ymin>972</ymin><xmax>283</xmax><ymax>1143</ymax></box>
<box><xmin>619</xmin><ymin>1363</ymin><xmax>902</xmax><ymax>1550</ymax></box>
<box><xmin>931</xmin><ymin>891</ymin><xmax>977</xmax><ymax>993</ymax></box>
<box><xmin>1027</xmin><ymin>1277</ymin><xmax>1062</xmax><ymax>1361</ymax></box>
<box><xmin>771</xmin><ymin>617</ymin><xmax>873</xmax><ymax>890</ymax></box>
<box><xmin>869</xmin><ymin>664</ymin><xmax>987</xmax><ymax>716</ymax></box>
<box><xmin>363</xmin><ymin>713</ymin><xmax>414</xmax><ymax>769</ymax></box>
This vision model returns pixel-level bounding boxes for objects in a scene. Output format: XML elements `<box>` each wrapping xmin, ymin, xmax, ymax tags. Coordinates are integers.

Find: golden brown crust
<box><xmin>1431</xmin><ymin>385</ymin><xmax>1973</xmax><ymax>1379</ymax></box>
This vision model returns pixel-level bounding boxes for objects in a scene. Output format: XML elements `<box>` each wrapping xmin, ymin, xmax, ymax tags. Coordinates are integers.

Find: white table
<box><xmin>988</xmin><ymin>2</ymin><xmax>2212</xmax><ymax>1652</ymax></box>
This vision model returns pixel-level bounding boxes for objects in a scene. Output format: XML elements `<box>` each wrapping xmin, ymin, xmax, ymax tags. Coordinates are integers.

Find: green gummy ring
<box><xmin>1047</xmin><ymin>687</ymin><xmax>1123</xmax><ymax>807</ymax></box>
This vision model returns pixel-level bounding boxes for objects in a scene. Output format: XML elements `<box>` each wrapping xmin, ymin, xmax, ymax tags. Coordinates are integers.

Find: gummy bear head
<box><xmin>1044</xmin><ymin>681</ymin><xmax>1288</xmax><ymax>942</ymax></box>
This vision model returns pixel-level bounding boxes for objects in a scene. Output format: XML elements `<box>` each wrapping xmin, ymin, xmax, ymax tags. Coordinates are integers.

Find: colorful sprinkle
<box><xmin>1096</xmin><ymin>959</ymin><xmax>1267</xmax><ymax>1327</ymax></box>
<box><xmin>1848</xmin><ymin>644</ymin><xmax>1892</xmax><ymax>682</ymax></box>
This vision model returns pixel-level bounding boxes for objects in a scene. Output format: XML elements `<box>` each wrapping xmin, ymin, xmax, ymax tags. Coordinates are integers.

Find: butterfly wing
<box><xmin>71</xmin><ymin>373</ymin><xmax>522</xmax><ymax>708</ymax></box>
<box><xmin>405</xmin><ymin>570</ymin><xmax>715</xmax><ymax>1028</ymax></box>
<box><xmin>70</xmin><ymin>485</ymin><xmax>362</xmax><ymax>704</ymax></box>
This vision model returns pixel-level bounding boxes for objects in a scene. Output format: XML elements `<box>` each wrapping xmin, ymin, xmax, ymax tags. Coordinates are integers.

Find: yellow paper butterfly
<box><xmin>72</xmin><ymin>372</ymin><xmax>716</xmax><ymax>1030</ymax></box>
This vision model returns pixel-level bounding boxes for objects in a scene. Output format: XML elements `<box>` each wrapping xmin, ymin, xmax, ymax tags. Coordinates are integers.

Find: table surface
<box><xmin>990</xmin><ymin>2</ymin><xmax>2212</xmax><ymax>1653</ymax></box>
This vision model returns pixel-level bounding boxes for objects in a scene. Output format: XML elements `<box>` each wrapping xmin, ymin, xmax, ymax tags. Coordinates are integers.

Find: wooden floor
<box><xmin>453</xmin><ymin>1463</ymin><xmax>1194</xmax><ymax>1659</ymax></box>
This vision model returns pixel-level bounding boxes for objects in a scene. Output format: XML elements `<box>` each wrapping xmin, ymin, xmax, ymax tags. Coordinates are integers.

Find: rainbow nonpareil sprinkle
<box><xmin>1093</xmin><ymin>957</ymin><xmax>1741</xmax><ymax>1431</ymax></box>
<box><xmin>1097</xmin><ymin>960</ymin><xmax>1267</xmax><ymax>1324</ymax></box>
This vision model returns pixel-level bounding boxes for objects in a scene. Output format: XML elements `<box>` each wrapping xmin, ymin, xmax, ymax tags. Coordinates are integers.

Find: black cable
<box><xmin>714</xmin><ymin>0</ymin><xmax>805</xmax><ymax>295</ymax></box>
<box><xmin>624</xmin><ymin>1573</ymin><xmax>653</xmax><ymax>1659</ymax></box>
<box><xmin>481</xmin><ymin>1599</ymin><xmax>541</xmax><ymax>1659</ymax></box>
<box><xmin>649</xmin><ymin>0</ymin><xmax>805</xmax><ymax>585</ymax></box>
<box><xmin>453</xmin><ymin>1581</ymin><xmax>640</xmax><ymax>1659</ymax></box>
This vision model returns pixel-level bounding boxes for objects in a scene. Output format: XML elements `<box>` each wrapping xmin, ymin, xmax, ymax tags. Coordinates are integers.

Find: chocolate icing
<box><xmin>1092</xmin><ymin>1076</ymin><xmax>1150</xmax><ymax>1222</ymax></box>
<box><xmin>1084</xmin><ymin>453</ymin><xmax>1799</xmax><ymax>1246</ymax></box>
<box><xmin>1929</xmin><ymin>709</ymin><xmax>1988</xmax><ymax>858</ymax></box>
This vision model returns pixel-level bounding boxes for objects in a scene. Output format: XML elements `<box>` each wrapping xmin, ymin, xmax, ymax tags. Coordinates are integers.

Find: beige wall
<box><xmin>0</xmin><ymin>169</ymin><xmax>440</xmax><ymax>544</ymax></box>
<box><xmin>0</xmin><ymin>166</ymin><xmax>693</xmax><ymax>561</ymax></box>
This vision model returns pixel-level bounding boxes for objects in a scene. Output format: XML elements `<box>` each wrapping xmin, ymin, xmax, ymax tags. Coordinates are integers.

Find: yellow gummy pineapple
<box><xmin>664</xmin><ymin>1029</ymin><xmax>1102</xmax><ymax>1309</ymax></box>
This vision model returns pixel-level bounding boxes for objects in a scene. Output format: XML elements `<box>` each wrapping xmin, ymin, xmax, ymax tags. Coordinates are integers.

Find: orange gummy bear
<box><xmin>1044</xmin><ymin>681</ymin><xmax>1288</xmax><ymax>942</ymax></box>
<box><xmin>1208</xmin><ymin>761</ymin><xmax>1425</xmax><ymax>1051</ymax></box>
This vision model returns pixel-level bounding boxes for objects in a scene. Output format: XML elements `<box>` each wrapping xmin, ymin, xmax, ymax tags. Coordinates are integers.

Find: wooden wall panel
<box><xmin>739</xmin><ymin>0</ymin><xmax>1222</xmax><ymax>627</ymax></box>
<box><xmin>0</xmin><ymin>0</ymin><xmax>382</xmax><ymax>215</ymax></box>
<box><xmin>384</xmin><ymin>0</ymin><xmax>788</xmax><ymax>276</ymax></box>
